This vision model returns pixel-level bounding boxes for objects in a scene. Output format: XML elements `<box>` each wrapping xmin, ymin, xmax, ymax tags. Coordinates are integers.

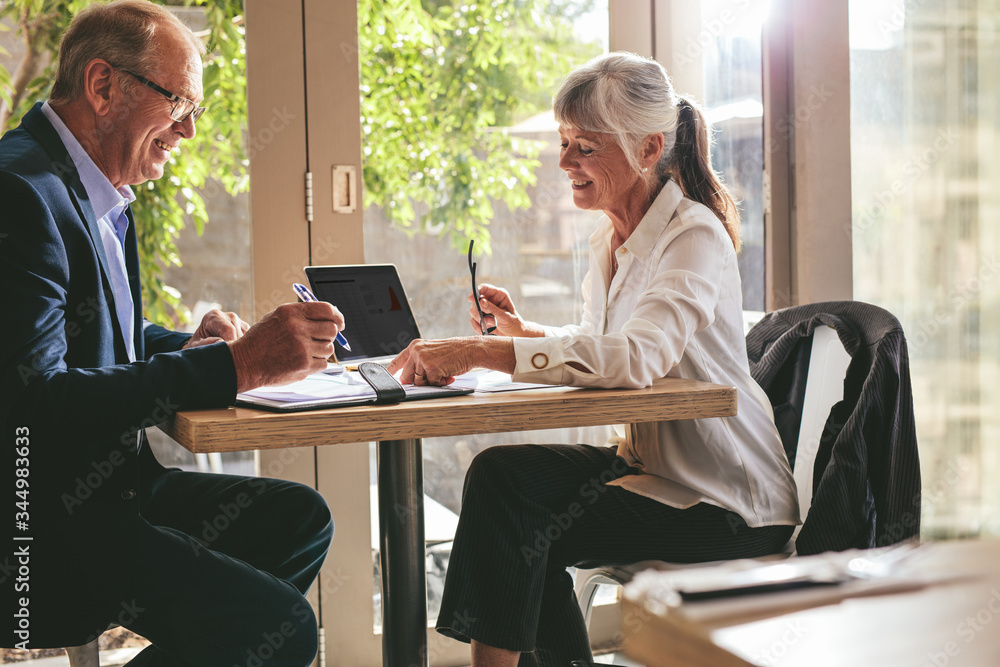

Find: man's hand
<box><xmin>386</xmin><ymin>336</ymin><xmax>515</xmax><ymax>386</ymax></box>
<box><xmin>228</xmin><ymin>302</ymin><xmax>345</xmax><ymax>393</ymax></box>
<box><xmin>183</xmin><ymin>309</ymin><xmax>250</xmax><ymax>349</ymax></box>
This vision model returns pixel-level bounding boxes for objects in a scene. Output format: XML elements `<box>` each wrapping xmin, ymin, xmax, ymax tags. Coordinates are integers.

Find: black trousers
<box><xmin>435</xmin><ymin>444</ymin><xmax>794</xmax><ymax>667</ymax></box>
<box><xmin>118</xmin><ymin>466</ymin><xmax>333</xmax><ymax>667</ymax></box>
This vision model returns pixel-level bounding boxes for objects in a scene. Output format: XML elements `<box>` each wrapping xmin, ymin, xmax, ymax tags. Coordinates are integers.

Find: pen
<box><xmin>292</xmin><ymin>283</ymin><xmax>352</xmax><ymax>351</ymax></box>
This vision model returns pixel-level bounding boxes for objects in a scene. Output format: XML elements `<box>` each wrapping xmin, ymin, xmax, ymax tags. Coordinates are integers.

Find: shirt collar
<box><xmin>589</xmin><ymin>179</ymin><xmax>685</xmax><ymax>262</ymax></box>
<box><xmin>621</xmin><ymin>179</ymin><xmax>684</xmax><ymax>263</ymax></box>
<box><xmin>41</xmin><ymin>102</ymin><xmax>136</xmax><ymax>222</ymax></box>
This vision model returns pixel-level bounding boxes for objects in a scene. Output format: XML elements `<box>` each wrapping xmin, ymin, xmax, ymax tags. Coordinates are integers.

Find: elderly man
<box><xmin>0</xmin><ymin>2</ymin><xmax>338</xmax><ymax>665</ymax></box>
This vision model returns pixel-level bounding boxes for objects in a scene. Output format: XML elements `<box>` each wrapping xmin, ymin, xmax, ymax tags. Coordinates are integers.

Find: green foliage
<box><xmin>138</xmin><ymin>0</ymin><xmax>248</xmax><ymax>327</ymax></box>
<box><xmin>0</xmin><ymin>0</ymin><xmax>247</xmax><ymax>327</ymax></box>
<box><xmin>359</xmin><ymin>0</ymin><xmax>602</xmax><ymax>253</ymax></box>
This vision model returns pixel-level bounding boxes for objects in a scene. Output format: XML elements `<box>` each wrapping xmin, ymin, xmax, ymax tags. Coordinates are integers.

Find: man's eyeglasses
<box><xmin>118</xmin><ymin>69</ymin><xmax>206</xmax><ymax>123</ymax></box>
<box><xmin>468</xmin><ymin>240</ymin><xmax>497</xmax><ymax>336</ymax></box>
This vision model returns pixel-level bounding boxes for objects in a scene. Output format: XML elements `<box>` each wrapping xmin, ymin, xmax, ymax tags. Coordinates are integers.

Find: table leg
<box><xmin>377</xmin><ymin>438</ymin><xmax>428</xmax><ymax>667</ymax></box>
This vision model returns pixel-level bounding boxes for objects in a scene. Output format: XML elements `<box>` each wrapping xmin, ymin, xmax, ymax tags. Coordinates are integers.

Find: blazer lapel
<box><xmin>22</xmin><ymin>105</ymin><xmax>117</xmax><ymax>290</ymax></box>
<box><xmin>21</xmin><ymin>104</ymin><xmax>131</xmax><ymax>361</ymax></box>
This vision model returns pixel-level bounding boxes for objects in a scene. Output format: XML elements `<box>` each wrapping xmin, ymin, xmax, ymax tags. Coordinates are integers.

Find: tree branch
<box><xmin>7</xmin><ymin>45</ymin><xmax>47</xmax><ymax>109</ymax></box>
<box><xmin>0</xmin><ymin>8</ymin><xmax>54</xmax><ymax>129</ymax></box>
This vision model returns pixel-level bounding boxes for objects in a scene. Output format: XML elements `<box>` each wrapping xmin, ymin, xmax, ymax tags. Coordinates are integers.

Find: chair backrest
<box><xmin>789</xmin><ymin>325</ymin><xmax>852</xmax><ymax>545</ymax></box>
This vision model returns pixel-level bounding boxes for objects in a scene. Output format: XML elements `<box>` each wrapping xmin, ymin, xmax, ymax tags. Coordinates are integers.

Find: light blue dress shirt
<box><xmin>42</xmin><ymin>102</ymin><xmax>138</xmax><ymax>362</ymax></box>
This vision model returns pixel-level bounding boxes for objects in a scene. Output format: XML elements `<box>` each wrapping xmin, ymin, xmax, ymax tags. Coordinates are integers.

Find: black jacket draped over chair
<box><xmin>746</xmin><ymin>301</ymin><xmax>921</xmax><ymax>555</ymax></box>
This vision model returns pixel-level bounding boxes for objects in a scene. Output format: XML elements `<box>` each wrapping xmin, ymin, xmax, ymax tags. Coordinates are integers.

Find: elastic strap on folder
<box><xmin>358</xmin><ymin>362</ymin><xmax>406</xmax><ymax>404</ymax></box>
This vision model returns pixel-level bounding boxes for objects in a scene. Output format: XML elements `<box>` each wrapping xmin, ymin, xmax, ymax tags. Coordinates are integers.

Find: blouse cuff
<box><xmin>511</xmin><ymin>336</ymin><xmax>567</xmax><ymax>384</ymax></box>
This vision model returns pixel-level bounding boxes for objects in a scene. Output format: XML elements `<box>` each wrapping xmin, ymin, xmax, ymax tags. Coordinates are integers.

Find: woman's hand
<box><xmin>469</xmin><ymin>283</ymin><xmax>544</xmax><ymax>337</ymax></box>
<box><xmin>386</xmin><ymin>336</ymin><xmax>515</xmax><ymax>386</ymax></box>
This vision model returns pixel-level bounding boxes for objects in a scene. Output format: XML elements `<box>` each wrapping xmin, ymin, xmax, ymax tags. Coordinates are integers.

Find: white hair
<box><xmin>553</xmin><ymin>52</ymin><xmax>679</xmax><ymax>179</ymax></box>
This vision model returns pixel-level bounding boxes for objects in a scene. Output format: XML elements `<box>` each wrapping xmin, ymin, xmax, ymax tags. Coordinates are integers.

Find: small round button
<box><xmin>530</xmin><ymin>353</ymin><xmax>549</xmax><ymax>369</ymax></box>
<box><xmin>121</xmin><ymin>489</ymin><xmax>137</xmax><ymax>501</ymax></box>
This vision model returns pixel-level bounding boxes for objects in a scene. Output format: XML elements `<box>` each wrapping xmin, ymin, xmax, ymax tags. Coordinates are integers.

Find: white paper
<box><xmin>453</xmin><ymin>369</ymin><xmax>553</xmax><ymax>393</ymax></box>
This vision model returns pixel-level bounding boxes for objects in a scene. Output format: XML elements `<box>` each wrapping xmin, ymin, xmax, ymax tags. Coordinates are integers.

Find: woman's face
<box><xmin>557</xmin><ymin>126</ymin><xmax>639</xmax><ymax>215</ymax></box>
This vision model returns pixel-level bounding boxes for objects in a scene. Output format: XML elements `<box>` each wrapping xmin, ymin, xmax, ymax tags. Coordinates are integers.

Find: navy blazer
<box><xmin>1</xmin><ymin>104</ymin><xmax>237</xmax><ymax>646</ymax></box>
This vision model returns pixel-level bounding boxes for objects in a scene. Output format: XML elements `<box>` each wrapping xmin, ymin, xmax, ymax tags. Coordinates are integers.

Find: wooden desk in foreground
<box><xmin>162</xmin><ymin>377</ymin><xmax>736</xmax><ymax>667</ymax></box>
<box><xmin>623</xmin><ymin>538</ymin><xmax>1000</xmax><ymax>667</ymax></box>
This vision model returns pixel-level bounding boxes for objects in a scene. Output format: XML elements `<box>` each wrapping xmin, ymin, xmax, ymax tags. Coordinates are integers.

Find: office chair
<box><xmin>577</xmin><ymin>301</ymin><xmax>920</xmax><ymax>630</ymax></box>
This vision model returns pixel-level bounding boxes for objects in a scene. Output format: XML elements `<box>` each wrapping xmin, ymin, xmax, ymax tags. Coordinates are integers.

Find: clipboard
<box><xmin>235</xmin><ymin>362</ymin><xmax>472</xmax><ymax>412</ymax></box>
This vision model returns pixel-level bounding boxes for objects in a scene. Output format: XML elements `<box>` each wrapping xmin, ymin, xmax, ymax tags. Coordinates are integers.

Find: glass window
<box><xmin>849</xmin><ymin>0</ymin><xmax>999</xmax><ymax>538</ymax></box>
<box><xmin>360</xmin><ymin>0</ymin><xmax>609</xmax><ymax>629</ymax></box>
<box><xmin>699</xmin><ymin>0</ymin><xmax>770</xmax><ymax>313</ymax></box>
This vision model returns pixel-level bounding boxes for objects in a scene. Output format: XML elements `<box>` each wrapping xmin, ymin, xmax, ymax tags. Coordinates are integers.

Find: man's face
<box><xmin>105</xmin><ymin>29</ymin><xmax>203</xmax><ymax>189</ymax></box>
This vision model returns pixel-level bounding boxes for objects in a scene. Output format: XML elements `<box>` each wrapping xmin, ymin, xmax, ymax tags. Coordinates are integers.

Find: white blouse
<box><xmin>511</xmin><ymin>180</ymin><xmax>799</xmax><ymax>527</ymax></box>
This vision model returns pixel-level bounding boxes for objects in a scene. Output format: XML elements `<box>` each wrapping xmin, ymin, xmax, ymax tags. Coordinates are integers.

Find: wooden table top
<box><xmin>162</xmin><ymin>377</ymin><xmax>737</xmax><ymax>453</ymax></box>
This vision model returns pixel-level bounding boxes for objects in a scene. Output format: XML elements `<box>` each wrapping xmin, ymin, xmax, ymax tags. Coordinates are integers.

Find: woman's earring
<box><xmin>642</xmin><ymin>167</ymin><xmax>648</xmax><ymax>173</ymax></box>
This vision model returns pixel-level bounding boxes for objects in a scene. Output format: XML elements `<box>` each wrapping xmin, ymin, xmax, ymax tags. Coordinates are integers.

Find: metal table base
<box><xmin>377</xmin><ymin>438</ymin><xmax>427</xmax><ymax>666</ymax></box>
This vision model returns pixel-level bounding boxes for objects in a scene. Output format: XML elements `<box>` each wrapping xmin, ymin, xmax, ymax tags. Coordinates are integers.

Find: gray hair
<box><xmin>50</xmin><ymin>0</ymin><xmax>204</xmax><ymax>106</ymax></box>
<box><xmin>553</xmin><ymin>51</ymin><xmax>741</xmax><ymax>250</ymax></box>
<box><xmin>553</xmin><ymin>52</ymin><xmax>679</xmax><ymax>181</ymax></box>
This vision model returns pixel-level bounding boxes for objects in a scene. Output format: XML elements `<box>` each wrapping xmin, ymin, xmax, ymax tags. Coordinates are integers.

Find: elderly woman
<box><xmin>387</xmin><ymin>52</ymin><xmax>799</xmax><ymax>667</ymax></box>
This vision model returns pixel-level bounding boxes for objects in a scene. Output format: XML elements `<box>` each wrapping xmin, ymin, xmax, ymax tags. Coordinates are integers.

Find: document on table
<box><xmin>236</xmin><ymin>369</ymin><xmax>471</xmax><ymax>411</ymax></box>
<box><xmin>236</xmin><ymin>367</ymin><xmax>555</xmax><ymax>412</ymax></box>
<box><xmin>451</xmin><ymin>369</ymin><xmax>553</xmax><ymax>393</ymax></box>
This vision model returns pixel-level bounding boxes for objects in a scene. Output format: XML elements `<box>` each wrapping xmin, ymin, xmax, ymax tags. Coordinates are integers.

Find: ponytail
<box><xmin>668</xmin><ymin>98</ymin><xmax>741</xmax><ymax>251</ymax></box>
